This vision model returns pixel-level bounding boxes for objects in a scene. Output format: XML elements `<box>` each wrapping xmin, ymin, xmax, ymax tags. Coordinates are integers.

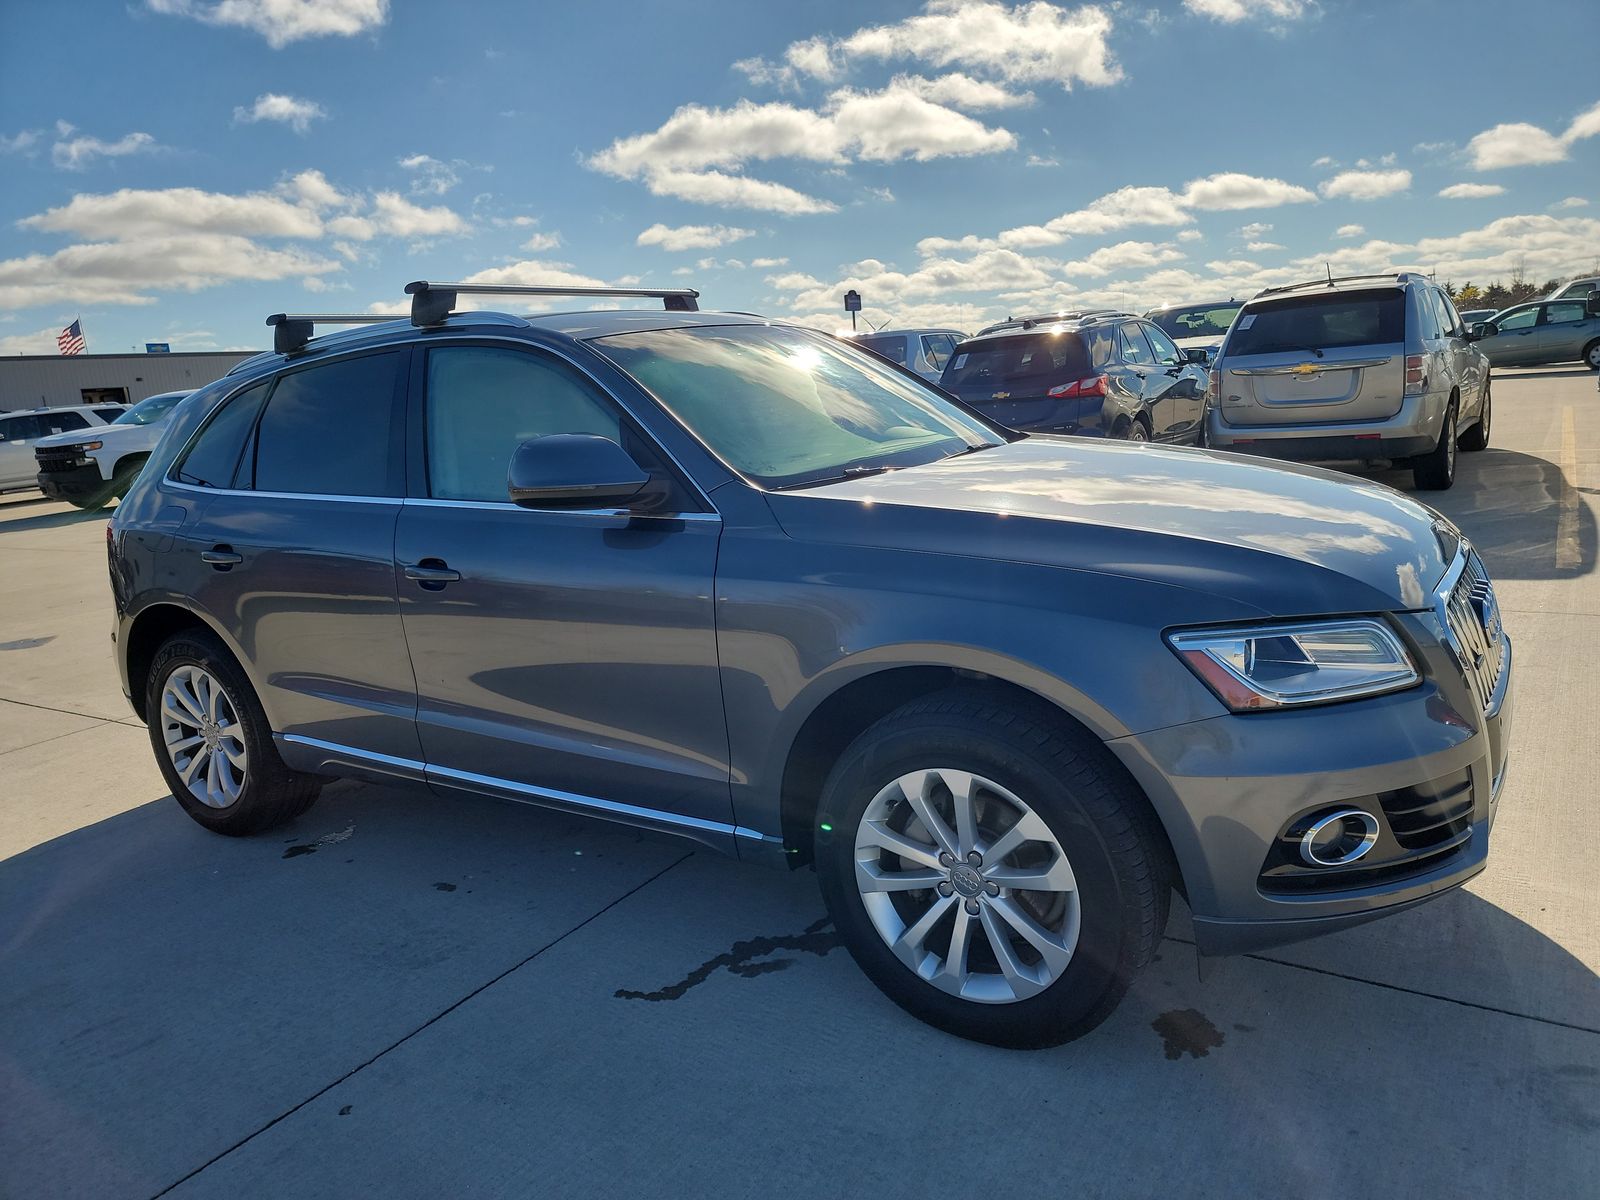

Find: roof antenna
<box><xmin>1325</xmin><ymin>261</ymin><xmax>1333</xmax><ymax>286</ymax></box>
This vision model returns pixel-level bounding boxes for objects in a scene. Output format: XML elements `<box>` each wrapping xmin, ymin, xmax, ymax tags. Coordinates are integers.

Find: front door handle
<box><xmin>200</xmin><ymin>546</ymin><xmax>243</xmax><ymax>569</ymax></box>
<box><xmin>404</xmin><ymin>559</ymin><xmax>461</xmax><ymax>588</ymax></box>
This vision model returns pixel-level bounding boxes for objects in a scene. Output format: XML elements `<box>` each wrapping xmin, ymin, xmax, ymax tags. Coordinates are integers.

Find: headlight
<box><xmin>1168</xmin><ymin>619</ymin><xmax>1419</xmax><ymax>711</ymax></box>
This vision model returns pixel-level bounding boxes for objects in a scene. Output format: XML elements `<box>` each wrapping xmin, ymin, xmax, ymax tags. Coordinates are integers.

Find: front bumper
<box><xmin>1108</xmin><ymin>615</ymin><xmax>1513</xmax><ymax>957</ymax></box>
<box><xmin>37</xmin><ymin>463</ymin><xmax>108</xmax><ymax>501</ymax></box>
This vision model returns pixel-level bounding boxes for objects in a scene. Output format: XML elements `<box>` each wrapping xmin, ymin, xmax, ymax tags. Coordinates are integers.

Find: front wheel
<box><xmin>146</xmin><ymin>629</ymin><xmax>321</xmax><ymax>835</ymax></box>
<box><xmin>815</xmin><ymin>692</ymin><xmax>1170</xmax><ymax>1048</ymax></box>
<box><xmin>1583</xmin><ymin>339</ymin><xmax>1600</xmax><ymax>371</ymax></box>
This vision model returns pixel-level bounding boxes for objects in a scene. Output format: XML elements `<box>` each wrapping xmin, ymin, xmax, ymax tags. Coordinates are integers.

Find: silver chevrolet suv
<box><xmin>1207</xmin><ymin>272</ymin><xmax>1491</xmax><ymax>489</ymax></box>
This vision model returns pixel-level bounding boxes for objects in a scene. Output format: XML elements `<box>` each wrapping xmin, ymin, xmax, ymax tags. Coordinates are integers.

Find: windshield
<box><xmin>1227</xmin><ymin>290</ymin><xmax>1404</xmax><ymax>356</ymax></box>
<box><xmin>941</xmin><ymin>332</ymin><xmax>1091</xmax><ymax>393</ymax></box>
<box><xmin>593</xmin><ymin>324</ymin><xmax>999</xmax><ymax>489</ymax></box>
<box><xmin>1151</xmin><ymin>303</ymin><xmax>1240</xmax><ymax>341</ymax></box>
<box><xmin>112</xmin><ymin>392</ymin><xmax>187</xmax><ymax>426</ymax></box>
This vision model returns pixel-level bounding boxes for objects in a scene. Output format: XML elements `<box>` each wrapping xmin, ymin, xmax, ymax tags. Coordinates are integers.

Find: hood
<box><xmin>35</xmin><ymin>419</ymin><xmax>165</xmax><ymax>451</ymax></box>
<box><xmin>765</xmin><ymin>437</ymin><xmax>1456</xmax><ymax>616</ymax></box>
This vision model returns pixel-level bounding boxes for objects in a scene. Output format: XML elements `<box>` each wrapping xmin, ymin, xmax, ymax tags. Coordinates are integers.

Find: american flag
<box><xmin>57</xmin><ymin>319</ymin><xmax>86</xmax><ymax>356</ymax></box>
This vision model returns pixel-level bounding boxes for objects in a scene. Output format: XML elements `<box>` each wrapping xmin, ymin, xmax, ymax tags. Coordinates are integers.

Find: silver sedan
<box><xmin>1471</xmin><ymin>298</ymin><xmax>1600</xmax><ymax>369</ymax></box>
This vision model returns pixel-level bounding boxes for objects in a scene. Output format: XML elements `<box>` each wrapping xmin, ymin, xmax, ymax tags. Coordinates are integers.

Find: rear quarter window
<box><xmin>1228</xmin><ymin>290</ymin><xmax>1405</xmax><ymax>356</ymax></box>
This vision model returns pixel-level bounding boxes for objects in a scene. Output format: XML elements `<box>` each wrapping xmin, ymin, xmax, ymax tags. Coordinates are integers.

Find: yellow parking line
<box><xmin>1556</xmin><ymin>406</ymin><xmax>1579</xmax><ymax>570</ymax></box>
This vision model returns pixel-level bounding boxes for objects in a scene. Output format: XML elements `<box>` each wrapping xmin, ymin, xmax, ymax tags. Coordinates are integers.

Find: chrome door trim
<box><xmin>401</xmin><ymin>496</ymin><xmax>721</xmax><ymax>522</ymax></box>
<box><xmin>166</xmin><ymin>480</ymin><xmax>404</xmax><ymax>506</ymax></box>
<box><xmin>280</xmin><ymin>733</ymin><xmax>775</xmax><ymax>846</ymax></box>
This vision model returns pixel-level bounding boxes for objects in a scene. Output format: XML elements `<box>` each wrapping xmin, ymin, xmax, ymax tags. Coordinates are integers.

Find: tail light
<box><xmin>1209</xmin><ymin>367</ymin><xmax>1221</xmax><ymax>399</ymax></box>
<box><xmin>1404</xmin><ymin>354</ymin><xmax>1427</xmax><ymax>396</ymax></box>
<box><xmin>1047</xmin><ymin>375</ymin><xmax>1106</xmax><ymax>398</ymax></box>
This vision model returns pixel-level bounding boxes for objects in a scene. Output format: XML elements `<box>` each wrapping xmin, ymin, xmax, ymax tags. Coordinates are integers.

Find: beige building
<box><xmin>0</xmin><ymin>351</ymin><xmax>255</xmax><ymax>412</ymax></box>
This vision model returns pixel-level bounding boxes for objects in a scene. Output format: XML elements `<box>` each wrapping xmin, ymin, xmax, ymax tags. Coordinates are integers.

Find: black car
<box><xmin>939</xmin><ymin>314</ymin><xmax>1210</xmax><ymax>443</ymax></box>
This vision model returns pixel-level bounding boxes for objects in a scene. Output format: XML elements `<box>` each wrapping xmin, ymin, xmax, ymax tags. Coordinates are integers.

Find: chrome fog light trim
<box><xmin>1299</xmin><ymin>808</ymin><xmax>1381</xmax><ymax>867</ymax></box>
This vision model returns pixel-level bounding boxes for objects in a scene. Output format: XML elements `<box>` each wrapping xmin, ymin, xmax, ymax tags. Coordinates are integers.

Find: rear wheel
<box><xmin>146</xmin><ymin>630</ymin><xmax>321</xmax><ymax>835</ymax></box>
<box><xmin>815</xmin><ymin>692</ymin><xmax>1170</xmax><ymax>1048</ymax></box>
<box><xmin>1583</xmin><ymin>339</ymin><xmax>1600</xmax><ymax>371</ymax></box>
<box><xmin>1458</xmin><ymin>380</ymin><xmax>1490</xmax><ymax>452</ymax></box>
<box><xmin>1121</xmin><ymin>416</ymin><xmax>1150</xmax><ymax>443</ymax></box>
<box><xmin>1413</xmin><ymin>400</ymin><xmax>1458</xmax><ymax>490</ymax></box>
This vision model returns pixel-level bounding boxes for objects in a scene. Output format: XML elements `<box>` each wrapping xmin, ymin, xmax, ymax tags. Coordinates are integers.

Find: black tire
<box><xmin>145</xmin><ymin>629</ymin><xmax>321</xmax><ymax>835</ymax></box>
<box><xmin>814</xmin><ymin>691</ymin><xmax>1171</xmax><ymax>1049</ymax></box>
<box><xmin>1412</xmin><ymin>399</ymin><xmax>1458</xmax><ymax>490</ymax></box>
<box><xmin>1118</xmin><ymin>415</ymin><xmax>1151</xmax><ymax>443</ymax></box>
<box><xmin>66</xmin><ymin>462</ymin><xmax>139</xmax><ymax>512</ymax></box>
<box><xmin>1457</xmin><ymin>380</ymin><xmax>1490</xmax><ymax>452</ymax></box>
<box><xmin>1583</xmin><ymin>339</ymin><xmax>1600</xmax><ymax>371</ymax></box>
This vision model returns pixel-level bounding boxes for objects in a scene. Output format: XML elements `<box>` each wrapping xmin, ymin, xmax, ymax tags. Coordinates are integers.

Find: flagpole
<box><xmin>78</xmin><ymin>315</ymin><xmax>86</xmax><ymax>355</ymax></box>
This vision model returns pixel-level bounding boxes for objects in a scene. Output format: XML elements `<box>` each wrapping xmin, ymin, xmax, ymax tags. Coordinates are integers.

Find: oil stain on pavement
<box><xmin>1152</xmin><ymin>1009</ymin><xmax>1225</xmax><ymax>1060</ymax></box>
<box><xmin>615</xmin><ymin>916</ymin><xmax>839</xmax><ymax>1002</ymax></box>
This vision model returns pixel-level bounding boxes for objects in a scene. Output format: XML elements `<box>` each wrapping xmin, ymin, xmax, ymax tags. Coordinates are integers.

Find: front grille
<box><xmin>35</xmin><ymin>450</ymin><xmax>84</xmax><ymax>473</ymax></box>
<box><xmin>1378</xmin><ymin>769</ymin><xmax>1475</xmax><ymax>850</ymax></box>
<box><xmin>1439</xmin><ymin>549</ymin><xmax>1506</xmax><ymax>710</ymax></box>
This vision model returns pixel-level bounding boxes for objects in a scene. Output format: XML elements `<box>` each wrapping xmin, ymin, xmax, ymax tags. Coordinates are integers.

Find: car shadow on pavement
<box><xmin>1345</xmin><ymin>448</ymin><xmax>1594</xmax><ymax>580</ymax></box>
<box><xmin>3</xmin><ymin>781</ymin><xmax>1597</xmax><ymax>1197</ymax></box>
<box><xmin>0</xmin><ymin>506</ymin><xmax>111</xmax><ymax>535</ymax></box>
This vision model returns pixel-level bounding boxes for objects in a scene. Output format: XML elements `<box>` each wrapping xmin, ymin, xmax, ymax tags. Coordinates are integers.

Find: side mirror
<box><xmin>1468</xmin><ymin>322</ymin><xmax>1490</xmax><ymax>340</ymax></box>
<box><xmin>1585</xmin><ymin>294</ymin><xmax>1600</xmax><ymax>317</ymax></box>
<box><xmin>507</xmin><ymin>434</ymin><xmax>649</xmax><ymax>510</ymax></box>
<box><xmin>1184</xmin><ymin>348</ymin><xmax>1210</xmax><ymax>364</ymax></box>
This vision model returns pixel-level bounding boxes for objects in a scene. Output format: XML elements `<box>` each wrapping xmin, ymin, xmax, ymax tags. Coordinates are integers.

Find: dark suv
<box><xmin>109</xmin><ymin>282</ymin><xmax>1514</xmax><ymax>1048</ymax></box>
<box><xmin>939</xmin><ymin>314</ymin><xmax>1210</xmax><ymax>443</ymax></box>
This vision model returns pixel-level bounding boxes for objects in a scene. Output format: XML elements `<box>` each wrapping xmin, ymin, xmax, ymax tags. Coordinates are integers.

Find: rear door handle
<box><xmin>200</xmin><ymin>547</ymin><xmax>243</xmax><ymax>568</ymax></box>
<box><xmin>404</xmin><ymin>559</ymin><xmax>461</xmax><ymax>587</ymax></box>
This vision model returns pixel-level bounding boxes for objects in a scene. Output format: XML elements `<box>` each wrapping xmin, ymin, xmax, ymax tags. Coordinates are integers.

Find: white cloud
<box><xmin>22</xmin><ymin>186</ymin><xmax>325</xmax><ymax>239</ymax></box>
<box><xmin>1438</xmin><ymin>182</ymin><xmax>1505</xmax><ymax>200</ymax></box>
<box><xmin>51</xmin><ymin>130</ymin><xmax>159</xmax><ymax>170</ymax></box>
<box><xmin>636</xmin><ymin>223</ymin><xmax>754</xmax><ymax>251</ymax></box>
<box><xmin>1552</xmin><ymin>196</ymin><xmax>1588</xmax><ymax>210</ymax></box>
<box><xmin>1061</xmin><ymin>240</ymin><xmax>1184</xmax><ymax>277</ymax></box>
<box><xmin>146</xmin><ymin>0</ymin><xmax>389</xmax><ymax>48</ymax></box>
<box><xmin>587</xmin><ymin>81</ymin><xmax>1015</xmax><ymax>213</ymax></box>
<box><xmin>767</xmin><ymin>271</ymin><xmax>827</xmax><ymax>290</ymax></box>
<box><xmin>1335</xmin><ymin>223</ymin><xmax>1365</xmax><ymax>238</ymax></box>
<box><xmin>1</xmin><ymin>130</ymin><xmax>39</xmax><ymax>154</ymax></box>
<box><xmin>1246</xmin><ymin>241</ymin><xmax>1285</xmax><ymax>252</ymax></box>
<box><xmin>1183</xmin><ymin>0</ymin><xmax>1313</xmax><ymax>22</ymax></box>
<box><xmin>369</xmin><ymin>192</ymin><xmax>467</xmax><ymax>238</ymax></box>
<box><xmin>1184</xmin><ymin>172</ymin><xmax>1316</xmax><ymax>209</ymax></box>
<box><xmin>521</xmin><ymin>232</ymin><xmax>562</xmax><ymax>252</ymax></box>
<box><xmin>1177</xmin><ymin>229</ymin><xmax>1204</xmax><ymax>242</ymax></box>
<box><xmin>1319</xmin><ymin>168</ymin><xmax>1411</xmax><ymax>200</ymax></box>
<box><xmin>1466</xmin><ymin>100</ymin><xmax>1600</xmax><ymax>170</ymax></box>
<box><xmin>745</xmin><ymin>1</ymin><xmax>1121</xmax><ymax>92</ymax></box>
<box><xmin>284</xmin><ymin>169</ymin><xmax>351</xmax><ymax>210</ymax></box>
<box><xmin>233</xmin><ymin>93</ymin><xmax>326</xmax><ymax>134</ymax></box>
<box><xmin>0</xmin><ymin>324</ymin><xmax>71</xmax><ymax>354</ymax></box>
<box><xmin>895</xmin><ymin>72</ymin><xmax>1034</xmax><ymax>110</ymax></box>
<box><xmin>1025</xmin><ymin>154</ymin><xmax>1058</xmax><ymax>168</ymax></box>
<box><xmin>398</xmin><ymin>153</ymin><xmax>459</xmax><ymax>194</ymax></box>
<box><xmin>750</xmin><ymin>256</ymin><xmax>789</xmax><ymax>268</ymax></box>
<box><xmin>0</xmin><ymin>235</ymin><xmax>340</xmax><ymax>308</ymax></box>
<box><xmin>1236</xmin><ymin>221</ymin><xmax>1273</xmax><ymax>239</ymax></box>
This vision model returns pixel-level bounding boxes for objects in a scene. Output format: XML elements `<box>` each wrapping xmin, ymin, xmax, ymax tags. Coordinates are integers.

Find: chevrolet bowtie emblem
<box><xmin>992</xmin><ymin>391</ymin><xmax>1010</xmax><ymax>400</ymax></box>
<box><xmin>1290</xmin><ymin>362</ymin><xmax>1321</xmax><ymax>377</ymax></box>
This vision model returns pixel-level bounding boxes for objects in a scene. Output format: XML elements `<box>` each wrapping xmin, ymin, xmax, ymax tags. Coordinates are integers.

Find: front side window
<box><xmin>1140</xmin><ymin>322</ymin><xmax>1184</xmax><ymax>365</ymax></box>
<box><xmin>425</xmin><ymin>345</ymin><xmax>622</xmax><ymax>503</ymax></box>
<box><xmin>921</xmin><ymin>334</ymin><xmax>957</xmax><ymax>371</ymax></box>
<box><xmin>1495</xmin><ymin>306</ymin><xmax>1538</xmax><ymax>332</ymax></box>
<box><xmin>1543</xmin><ymin>301</ymin><xmax>1587</xmax><ymax>326</ymax></box>
<box><xmin>594</xmin><ymin>324</ymin><xmax>997</xmax><ymax>490</ymax></box>
<box><xmin>174</xmin><ymin>383</ymin><xmax>269</xmax><ymax>489</ymax></box>
<box><xmin>1118</xmin><ymin>323</ymin><xmax>1155</xmax><ymax>365</ymax></box>
<box><xmin>251</xmin><ymin>352</ymin><xmax>402</xmax><ymax>496</ymax></box>
<box><xmin>856</xmin><ymin>334</ymin><xmax>908</xmax><ymax>365</ymax></box>
<box><xmin>0</xmin><ymin>416</ymin><xmax>36</xmax><ymax>441</ymax></box>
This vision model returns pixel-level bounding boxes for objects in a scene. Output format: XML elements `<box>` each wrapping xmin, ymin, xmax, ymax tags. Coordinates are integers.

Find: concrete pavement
<box><xmin>2</xmin><ymin>366</ymin><xmax>1596</xmax><ymax>1198</ymax></box>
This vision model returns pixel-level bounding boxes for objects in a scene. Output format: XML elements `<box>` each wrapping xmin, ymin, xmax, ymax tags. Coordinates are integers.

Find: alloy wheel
<box><xmin>852</xmin><ymin>767</ymin><xmax>1081</xmax><ymax>1003</ymax></box>
<box><xmin>161</xmin><ymin>665</ymin><xmax>248</xmax><ymax>808</ymax></box>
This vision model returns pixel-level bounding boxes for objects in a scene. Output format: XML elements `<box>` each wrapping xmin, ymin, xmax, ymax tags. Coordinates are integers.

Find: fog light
<box><xmin>1299</xmin><ymin>809</ymin><xmax>1380</xmax><ymax>867</ymax></box>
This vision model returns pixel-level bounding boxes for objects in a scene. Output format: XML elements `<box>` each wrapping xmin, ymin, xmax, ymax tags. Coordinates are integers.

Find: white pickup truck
<box><xmin>33</xmin><ymin>390</ymin><xmax>192</xmax><ymax>509</ymax></box>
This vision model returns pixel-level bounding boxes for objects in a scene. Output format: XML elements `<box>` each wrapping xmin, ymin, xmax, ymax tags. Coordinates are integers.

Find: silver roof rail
<box><xmin>404</xmin><ymin>280</ymin><xmax>699</xmax><ymax>327</ymax></box>
<box><xmin>265</xmin><ymin>313</ymin><xmax>397</xmax><ymax>355</ymax></box>
<box><xmin>1255</xmin><ymin>272</ymin><xmax>1427</xmax><ymax>299</ymax></box>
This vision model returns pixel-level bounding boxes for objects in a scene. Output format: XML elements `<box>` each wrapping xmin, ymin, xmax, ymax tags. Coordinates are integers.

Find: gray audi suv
<box><xmin>108</xmin><ymin>282</ymin><xmax>1514</xmax><ymax>1048</ymax></box>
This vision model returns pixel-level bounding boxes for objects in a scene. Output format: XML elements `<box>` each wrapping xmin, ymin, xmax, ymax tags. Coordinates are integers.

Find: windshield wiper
<box><xmin>773</xmin><ymin>464</ymin><xmax>897</xmax><ymax>491</ymax></box>
<box><xmin>946</xmin><ymin>441</ymin><xmax>1001</xmax><ymax>458</ymax></box>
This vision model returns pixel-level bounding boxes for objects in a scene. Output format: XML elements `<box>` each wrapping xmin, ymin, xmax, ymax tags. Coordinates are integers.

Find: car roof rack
<box><xmin>1255</xmin><ymin>271</ymin><xmax>1427</xmax><ymax>298</ymax></box>
<box><xmin>265</xmin><ymin>313</ymin><xmax>398</xmax><ymax>355</ymax></box>
<box><xmin>404</xmin><ymin>280</ymin><xmax>699</xmax><ymax>327</ymax></box>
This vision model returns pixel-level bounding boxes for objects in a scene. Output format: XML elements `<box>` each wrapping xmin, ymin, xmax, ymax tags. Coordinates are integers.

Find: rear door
<box><xmin>1536</xmin><ymin>301</ymin><xmax>1592</xmax><ymax>363</ymax></box>
<box><xmin>171</xmin><ymin>349</ymin><xmax>423</xmax><ymax>763</ymax></box>
<box><xmin>393</xmin><ymin>341</ymin><xmax>733</xmax><ymax>828</ymax></box>
<box><xmin>1217</xmin><ymin>289</ymin><xmax>1406</xmax><ymax>428</ymax></box>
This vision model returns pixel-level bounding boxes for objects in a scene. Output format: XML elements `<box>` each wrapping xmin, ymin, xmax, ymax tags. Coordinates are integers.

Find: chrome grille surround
<box><xmin>1434</xmin><ymin>544</ymin><xmax>1507</xmax><ymax>712</ymax></box>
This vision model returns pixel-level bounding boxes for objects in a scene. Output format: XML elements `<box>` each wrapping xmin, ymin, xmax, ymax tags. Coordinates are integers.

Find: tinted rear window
<box><xmin>1229</xmin><ymin>290</ymin><xmax>1404</xmax><ymax>356</ymax></box>
<box><xmin>1151</xmin><ymin>303</ymin><xmax>1240</xmax><ymax>340</ymax></box>
<box><xmin>251</xmin><ymin>352</ymin><xmax>403</xmax><ymax>496</ymax></box>
<box><xmin>942</xmin><ymin>333</ymin><xmax>1091</xmax><ymax>391</ymax></box>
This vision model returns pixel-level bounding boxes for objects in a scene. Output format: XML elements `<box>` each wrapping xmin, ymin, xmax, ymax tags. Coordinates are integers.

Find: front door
<box><xmin>171</xmin><ymin>349</ymin><xmax>422</xmax><ymax>763</ymax></box>
<box><xmin>393</xmin><ymin>342</ymin><xmax>732</xmax><ymax>828</ymax></box>
<box><xmin>1483</xmin><ymin>305</ymin><xmax>1540</xmax><ymax>366</ymax></box>
<box><xmin>1137</xmin><ymin>321</ymin><xmax>1207</xmax><ymax>441</ymax></box>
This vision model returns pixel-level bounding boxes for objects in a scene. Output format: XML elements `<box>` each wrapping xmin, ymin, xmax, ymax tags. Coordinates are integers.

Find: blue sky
<box><xmin>1</xmin><ymin>0</ymin><xmax>1596</xmax><ymax>353</ymax></box>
